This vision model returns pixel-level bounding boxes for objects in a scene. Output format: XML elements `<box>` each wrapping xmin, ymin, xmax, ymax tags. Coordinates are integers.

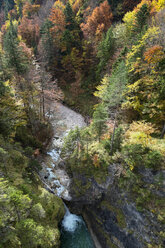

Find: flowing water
<box><xmin>41</xmin><ymin>102</ymin><xmax>94</xmax><ymax>248</ymax></box>
<box><xmin>60</xmin><ymin>205</ymin><xmax>94</xmax><ymax>248</ymax></box>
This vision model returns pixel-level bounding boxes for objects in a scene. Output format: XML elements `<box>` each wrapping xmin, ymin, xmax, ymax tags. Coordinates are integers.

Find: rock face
<box><xmin>68</xmin><ymin>164</ymin><xmax>165</xmax><ymax>248</ymax></box>
<box><xmin>83</xmin><ymin>192</ymin><xmax>148</xmax><ymax>248</ymax></box>
<box><xmin>40</xmin><ymin>100</ymin><xmax>164</xmax><ymax>248</ymax></box>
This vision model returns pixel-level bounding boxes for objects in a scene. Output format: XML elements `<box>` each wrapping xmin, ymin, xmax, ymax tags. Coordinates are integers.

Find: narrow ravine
<box><xmin>39</xmin><ymin>101</ymin><xmax>94</xmax><ymax>248</ymax></box>
<box><xmin>40</xmin><ymin>101</ymin><xmax>86</xmax><ymax>200</ymax></box>
<box><xmin>61</xmin><ymin>204</ymin><xmax>94</xmax><ymax>248</ymax></box>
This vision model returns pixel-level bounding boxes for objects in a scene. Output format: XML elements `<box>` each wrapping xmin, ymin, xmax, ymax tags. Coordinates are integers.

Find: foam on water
<box><xmin>47</xmin><ymin>149</ymin><xmax>60</xmax><ymax>162</ymax></box>
<box><xmin>45</xmin><ymin>148</ymin><xmax>72</xmax><ymax>200</ymax></box>
<box><xmin>53</xmin><ymin>179</ymin><xmax>65</xmax><ymax>196</ymax></box>
<box><xmin>62</xmin><ymin>206</ymin><xmax>82</xmax><ymax>233</ymax></box>
<box><xmin>46</xmin><ymin>168</ymin><xmax>56</xmax><ymax>180</ymax></box>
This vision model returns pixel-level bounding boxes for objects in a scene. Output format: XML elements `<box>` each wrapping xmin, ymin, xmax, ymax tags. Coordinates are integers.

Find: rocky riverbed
<box><xmin>39</xmin><ymin>101</ymin><xmax>86</xmax><ymax>200</ymax></box>
<box><xmin>39</xmin><ymin>101</ymin><xmax>95</xmax><ymax>248</ymax></box>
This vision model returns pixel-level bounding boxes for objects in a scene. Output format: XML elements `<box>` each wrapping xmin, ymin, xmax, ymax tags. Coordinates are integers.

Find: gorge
<box><xmin>0</xmin><ymin>1</ymin><xmax>164</xmax><ymax>248</ymax></box>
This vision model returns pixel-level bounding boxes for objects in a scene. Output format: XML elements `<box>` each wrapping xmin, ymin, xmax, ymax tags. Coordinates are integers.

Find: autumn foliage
<box><xmin>18</xmin><ymin>16</ymin><xmax>40</xmax><ymax>48</ymax></box>
<box><xmin>22</xmin><ymin>2</ymin><xmax>40</xmax><ymax>17</ymax></box>
<box><xmin>49</xmin><ymin>6</ymin><xmax>66</xmax><ymax>37</ymax></box>
<box><xmin>144</xmin><ymin>45</ymin><xmax>164</xmax><ymax>64</ymax></box>
<box><xmin>123</xmin><ymin>0</ymin><xmax>141</xmax><ymax>12</ymax></box>
<box><xmin>72</xmin><ymin>0</ymin><xmax>83</xmax><ymax>13</ymax></box>
<box><xmin>81</xmin><ymin>1</ymin><xmax>113</xmax><ymax>39</ymax></box>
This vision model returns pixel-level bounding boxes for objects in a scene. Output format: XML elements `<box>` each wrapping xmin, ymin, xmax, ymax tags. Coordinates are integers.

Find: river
<box><xmin>40</xmin><ymin>102</ymin><xmax>94</xmax><ymax>248</ymax></box>
<box><xmin>60</xmin><ymin>204</ymin><xmax>94</xmax><ymax>248</ymax></box>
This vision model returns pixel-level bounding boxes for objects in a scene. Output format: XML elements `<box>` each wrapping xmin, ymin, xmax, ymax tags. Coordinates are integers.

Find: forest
<box><xmin>0</xmin><ymin>0</ymin><xmax>165</xmax><ymax>248</ymax></box>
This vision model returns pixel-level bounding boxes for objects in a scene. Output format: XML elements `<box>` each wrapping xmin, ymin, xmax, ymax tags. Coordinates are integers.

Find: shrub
<box><xmin>122</xmin><ymin>143</ymin><xmax>163</xmax><ymax>170</ymax></box>
<box><xmin>24</xmin><ymin>147</ymin><xmax>33</xmax><ymax>157</ymax></box>
<box><xmin>110</xmin><ymin>126</ymin><xmax>123</xmax><ymax>154</ymax></box>
<box><xmin>88</xmin><ymin>141</ymin><xmax>110</xmax><ymax>167</ymax></box>
<box><xmin>28</xmin><ymin>159</ymin><xmax>41</xmax><ymax>171</ymax></box>
<box><xmin>15</xmin><ymin>126</ymin><xmax>42</xmax><ymax>148</ymax></box>
<box><xmin>144</xmin><ymin>150</ymin><xmax>163</xmax><ymax>169</ymax></box>
<box><xmin>122</xmin><ymin>143</ymin><xmax>147</xmax><ymax>169</ymax></box>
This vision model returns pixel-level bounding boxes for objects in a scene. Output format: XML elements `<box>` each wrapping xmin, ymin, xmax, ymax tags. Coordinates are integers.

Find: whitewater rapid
<box><xmin>40</xmin><ymin>101</ymin><xmax>94</xmax><ymax>248</ymax></box>
<box><xmin>62</xmin><ymin>204</ymin><xmax>82</xmax><ymax>232</ymax></box>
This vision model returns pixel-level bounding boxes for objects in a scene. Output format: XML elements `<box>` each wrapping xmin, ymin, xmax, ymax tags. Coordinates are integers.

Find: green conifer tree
<box><xmin>97</xmin><ymin>27</ymin><xmax>115</xmax><ymax>77</ymax></box>
<box><xmin>133</xmin><ymin>4</ymin><xmax>149</xmax><ymax>33</ymax></box>
<box><xmin>41</xmin><ymin>19</ymin><xmax>54</xmax><ymax>67</ymax></box>
<box><xmin>3</xmin><ymin>20</ymin><xmax>28</xmax><ymax>75</ymax></box>
<box><xmin>4</xmin><ymin>0</ymin><xmax>10</xmax><ymax>19</ymax></box>
<box><xmin>64</xmin><ymin>2</ymin><xmax>75</xmax><ymax>31</ymax></box>
<box><xmin>62</xmin><ymin>1</ymin><xmax>82</xmax><ymax>53</ymax></box>
<box><xmin>92</xmin><ymin>103</ymin><xmax>108</xmax><ymax>142</ymax></box>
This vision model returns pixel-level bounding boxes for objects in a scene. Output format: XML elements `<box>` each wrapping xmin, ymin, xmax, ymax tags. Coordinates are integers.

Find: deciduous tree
<box><xmin>49</xmin><ymin>4</ymin><xmax>66</xmax><ymax>38</ymax></box>
<box><xmin>81</xmin><ymin>1</ymin><xmax>113</xmax><ymax>39</ymax></box>
<box><xmin>18</xmin><ymin>16</ymin><xmax>40</xmax><ymax>48</ymax></box>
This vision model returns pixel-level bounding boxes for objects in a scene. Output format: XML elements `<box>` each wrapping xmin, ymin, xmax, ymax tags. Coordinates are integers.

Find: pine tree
<box><xmin>4</xmin><ymin>0</ymin><xmax>10</xmax><ymax>19</ymax></box>
<box><xmin>133</xmin><ymin>4</ymin><xmax>149</xmax><ymax>33</ymax></box>
<box><xmin>61</xmin><ymin>29</ymin><xmax>74</xmax><ymax>53</ymax></box>
<box><xmin>0</xmin><ymin>79</ymin><xmax>25</xmax><ymax>137</ymax></box>
<box><xmin>4</xmin><ymin>0</ymin><xmax>15</xmax><ymax>19</ymax></box>
<box><xmin>62</xmin><ymin>2</ymin><xmax>82</xmax><ymax>55</ymax></box>
<box><xmin>15</xmin><ymin>0</ymin><xmax>24</xmax><ymax>18</ymax></box>
<box><xmin>64</xmin><ymin>1</ymin><xmax>75</xmax><ymax>31</ymax></box>
<box><xmin>3</xmin><ymin>20</ymin><xmax>28</xmax><ymax>75</ymax></box>
<box><xmin>97</xmin><ymin>26</ymin><xmax>115</xmax><ymax>77</ymax></box>
<box><xmin>100</xmin><ymin>61</ymin><xmax>127</xmax><ymax>112</ymax></box>
<box><xmin>107</xmin><ymin>0</ymin><xmax>119</xmax><ymax>9</ymax></box>
<box><xmin>92</xmin><ymin>103</ymin><xmax>108</xmax><ymax>142</ymax></box>
<box><xmin>40</xmin><ymin>19</ymin><xmax>54</xmax><ymax>66</ymax></box>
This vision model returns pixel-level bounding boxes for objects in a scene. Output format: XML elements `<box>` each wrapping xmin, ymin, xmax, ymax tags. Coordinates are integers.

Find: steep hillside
<box><xmin>0</xmin><ymin>1</ymin><xmax>165</xmax><ymax>248</ymax></box>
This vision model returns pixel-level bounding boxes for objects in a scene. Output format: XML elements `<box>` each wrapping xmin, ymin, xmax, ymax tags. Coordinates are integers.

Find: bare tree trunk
<box><xmin>39</xmin><ymin>94</ymin><xmax>42</xmax><ymax>120</ymax></box>
<box><xmin>41</xmin><ymin>70</ymin><xmax>45</xmax><ymax>120</ymax></box>
<box><xmin>42</xmin><ymin>88</ymin><xmax>45</xmax><ymax>120</ymax></box>
<box><xmin>31</xmin><ymin>90</ymin><xmax>35</xmax><ymax>109</ymax></box>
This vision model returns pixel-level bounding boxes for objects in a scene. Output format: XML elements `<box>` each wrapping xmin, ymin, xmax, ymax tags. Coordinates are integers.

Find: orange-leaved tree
<box><xmin>49</xmin><ymin>2</ymin><xmax>66</xmax><ymax>40</ymax></box>
<box><xmin>22</xmin><ymin>2</ymin><xmax>40</xmax><ymax>18</ymax></box>
<box><xmin>18</xmin><ymin>16</ymin><xmax>40</xmax><ymax>48</ymax></box>
<box><xmin>81</xmin><ymin>0</ymin><xmax>113</xmax><ymax>40</ymax></box>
